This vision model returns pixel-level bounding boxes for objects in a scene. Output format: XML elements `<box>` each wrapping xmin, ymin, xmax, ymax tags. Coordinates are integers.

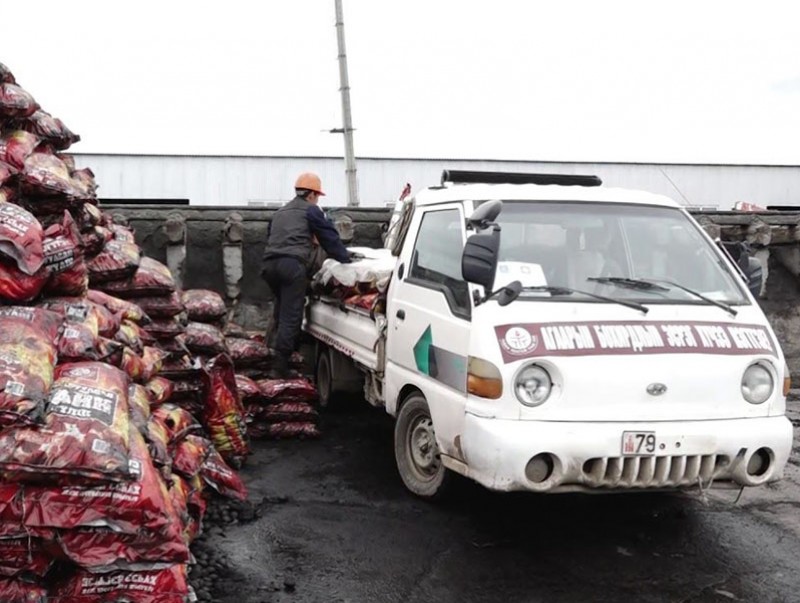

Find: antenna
<box><xmin>658</xmin><ymin>167</ymin><xmax>693</xmax><ymax>206</ymax></box>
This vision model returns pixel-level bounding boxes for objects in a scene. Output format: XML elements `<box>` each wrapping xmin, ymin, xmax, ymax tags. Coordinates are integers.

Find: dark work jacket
<box><xmin>262</xmin><ymin>196</ymin><xmax>351</xmax><ymax>267</ymax></box>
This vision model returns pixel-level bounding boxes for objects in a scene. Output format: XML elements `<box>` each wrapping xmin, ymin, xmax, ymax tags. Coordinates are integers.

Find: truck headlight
<box><xmin>514</xmin><ymin>364</ymin><xmax>552</xmax><ymax>406</ymax></box>
<box><xmin>741</xmin><ymin>363</ymin><xmax>774</xmax><ymax>404</ymax></box>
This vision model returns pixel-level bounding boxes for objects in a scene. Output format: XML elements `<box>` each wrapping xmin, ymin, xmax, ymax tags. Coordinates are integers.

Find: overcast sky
<box><xmin>3</xmin><ymin>0</ymin><xmax>799</xmax><ymax>164</ymax></box>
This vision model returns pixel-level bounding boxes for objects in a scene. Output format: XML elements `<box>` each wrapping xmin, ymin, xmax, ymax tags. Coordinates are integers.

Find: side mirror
<box><xmin>717</xmin><ymin>239</ymin><xmax>763</xmax><ymax>297</ymax></box>
<box><xmin>462</xmin><ymin>226</ymin><xmax>500</xmax><ymax>292</ymax></box>
<box><xmin>466</xmin><ymin>200</ymin><xmax>503</xmax><ymax>230</ymax></box>
<box><xmin>497</xmin><ymin>280</ymin><xmax>522</xmax><ymax>307</ymax></box>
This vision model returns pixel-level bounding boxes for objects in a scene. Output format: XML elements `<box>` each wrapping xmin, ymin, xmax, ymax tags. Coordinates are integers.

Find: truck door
<box><xmin>385</xmin><ymin>204</ymin><xmax>471</xmax><ymax>461</ymax></box>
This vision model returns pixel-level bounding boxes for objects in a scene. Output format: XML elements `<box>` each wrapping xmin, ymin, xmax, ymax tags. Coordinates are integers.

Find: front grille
<box><xmin>581</xmin><ymin>454</ymin><xmax>730</xmax><ymax>488</ymax></box>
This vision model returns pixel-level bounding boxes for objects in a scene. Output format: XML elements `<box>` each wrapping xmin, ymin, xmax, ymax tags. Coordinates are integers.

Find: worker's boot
<box><xmin>266</xmin><ymin>356</ymin><xmax>290</xmax><ymax>380</ymax></box>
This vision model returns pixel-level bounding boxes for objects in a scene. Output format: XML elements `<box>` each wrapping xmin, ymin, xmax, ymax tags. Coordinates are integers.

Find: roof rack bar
<box><xmin>441</xmin><ymin>169</ymin><xmax>602</xmax><ymax>187</ymax></box>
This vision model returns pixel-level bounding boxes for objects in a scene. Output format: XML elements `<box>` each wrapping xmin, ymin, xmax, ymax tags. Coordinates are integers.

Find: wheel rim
<box><xmin>406</xmin><ymin>412</ymin><xmax>441</xmax><ymax>481</ymax></box>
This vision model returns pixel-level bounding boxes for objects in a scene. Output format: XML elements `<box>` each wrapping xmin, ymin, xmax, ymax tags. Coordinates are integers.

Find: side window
<box><xmin>409</xmin><ymin>209</ymin><xmax>470</xmax><ymax>315</ymax></box>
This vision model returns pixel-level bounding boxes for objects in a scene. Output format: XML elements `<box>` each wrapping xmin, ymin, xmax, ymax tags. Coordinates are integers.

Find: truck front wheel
<box><xmin>394</xmin><ymin>393</ymin><xmax>452</xmax><ymax>499</ymax></box>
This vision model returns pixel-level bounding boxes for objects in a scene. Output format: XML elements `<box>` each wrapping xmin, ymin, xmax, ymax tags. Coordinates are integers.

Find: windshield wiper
<box><xmin>587</xmin><ymin>277</ymin><xmax>669</xmax><ymax>292</ymax></box>
<box><xmin>644</xmin><ymin>278</ymin><xmax>737</xmax><ymax>317</ymax></box>
<box><xmin>521</xmin><ymin>285</ymin><xmax>648</xmax><ymax>314</ymax></box>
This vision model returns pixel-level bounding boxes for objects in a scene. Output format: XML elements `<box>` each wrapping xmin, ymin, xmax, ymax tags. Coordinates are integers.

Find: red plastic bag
<box><xmin>23</xmin><ymin>426</ymin><xmax>179</xmax><ymax>536</ymax></box>
<box><xmin>0</xmin><ymin>307</ymin><xmax>60</xmax><ymax>427</ymax></box>
<box><xmin>87</xmin><ymin>239</ymin><xmax>141</xmax><ymax>283</ymax></box>
<box><xmin>128</xmin><ymin>383</ymin><xmax>151</xmax><ymax>434</ymax></box>
<box><xmin>0</xmin><ymin>62</ymin><xmax>15</xmax><ymax>84</ymax></box>
<box><xmin>151</xmin><ymin>403</ymin><xmax>202</xmax><ymax>445</ymax></box>
<box><xmin>0</xmin><ymin>201</ymin><xmax>45</xmax><ymax>274</ymax></box>
<box><xmin>266</xmin><ymin>421</ymin><xmax>321</xmax><ymax>440</ymax></box>
<box><xmin>0</xmin><ymin>578</ymin><xmax>47</xmax><ymax>602</ymax></box>
<box><xmin>21</xmin><ymin>152</ymin><xmax>82</xmax><ymax>198</ymax></box>
<box><xmin>0</xmin><ymin>258</ymin><xmax>47</xmax><ymax>301</ymax></box>
<box><xmin>235</xmin><ymin>374</ymin><xmax>262</xmax><ymax>402</ymax></box>
<box><xmin>202</xmin><ymin>355</ymin><xmax>249</xmax><ymax>466</ymax></box>
<box><xmin>173</xmin><ymin>434</ymin><xmax>246</xmax><ymax>500</ymax></box>
<box><xmin>17</xmin><ymin>109</ymin><xmax>67</xmax><ymax>141</ymax></box>
<box><xmin>42</xmin><ymin>211</ymin><xmax>88</xmax><ymax>296</ymax></box>
<box><xmin>257</xmin><ymin>378</ymin><xmax>318</xmax><ymax>403</ymax></box>
<box><xmin>109</xmin><ymin>223</ymin><xmax>135</xmax><ymax>243</ymax></box>
<box><xmin>0</xmin><ymin>83</ymin><xmax>38</xmax><ymax>118</ymax></box>
<box><xmin>70</xmin><ymin>166</ymin><xmax>96</xmax><ymax>197</ymax></box>
<box><xmin>144</xmin><ymin>415</ymin><xmax>172</xmax><ymax>470</ymax></box>
<box><xmin>98</xmin><ymin>257</ymin><xmax>176</xmax><ymax>298</ymax></box>
<box><xmin>135</xmin><ymin>291</ymin><xmax>184</xmax><ymax>318</ymax></box>
<box><xmin>168</xmin><ymin>473</ymin><xmax>205</xmax><ymax>545</ymax></box>
<box><xmin>55</xmin><ymin>523</ymin><xmax>190</xmax><ymax>571</ymax></box>
<box><xmin>181</xmin><ymin>288</ymin><xmax>226</xmax><ymax>322</ymax></box>
<box><xmin>80</xmin><ymin>225</ymin><xmax>113</xmax><ymax>258</ymax></box>
<box><xmin>255</xmin><ymin>401</ymin><xmax>318</xmax><ymax>423</ymax></box>
<box><xmin>52</xmin><ymin>563</ymin><xmax>190</xmax><ymax>603</ymax></box>
<box><xmin>0</xmin><ymin>161</ymin><xmax>14</xmax><ymax>186</ymax></box>
<box><xmin>0</xmin><ymin>536</ymin><xmax>53</xmax><ymax>578</ymax></box>
<box><xmin>145</xmin><ymin>376</ymin><xmax>174</xmax><ymax>406</ymax></box>
<box><xmin>87</xmin><ymin>289</ymin><xmax>149</xmax><ymax>324</ymax></box>
<box><xmin>42</xmin><ymin>297</ymin><xmax>119</xmax><ymax>338</ymax></box>
<box><xmin>200</xmin><ymin>442</ymin><xmax>247</xmax><ymax>500</ymax></box>
<box><xmin>0</xmin><ymin>131</ymin><xmax>39</xmax><ymax>171</ymax></box>
<box><xmin>227</xmin><ymin>337</ymin><xmax>271</xmax><ymax>367</ymax></box>
<box><xmin>0</xmin><ymin>362</ymin><xmax>134</xmax><ymax>485</ymax></box>
<box><xmin>171</xmin><ymin>434</ymin><xmax>206</xmax><ymax>479</ymax></box>
<box><xmin>143</xmin><ymin>316</ymin><xmax>186</xmax><ymax>340</ymax></box>
<box><xmin>115</xmin><ymin>319</ymin><xmax>147</xmax><ymax>353</ymax></box>
<box><xmin>0</xmin><ymin>483</ymin><xmax>23</xmax><ymax>537</ymax></box>
<box><xmin>185</xmin><ymin>321</ymin><xmax>228</xmax><ymax>355</ymax></box>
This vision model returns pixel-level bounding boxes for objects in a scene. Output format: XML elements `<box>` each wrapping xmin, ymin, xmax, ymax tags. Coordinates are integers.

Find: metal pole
<box><xmin>335</xmin><ymin>0</ymin><xmax>359</xmax><ymax>207</ymax></box>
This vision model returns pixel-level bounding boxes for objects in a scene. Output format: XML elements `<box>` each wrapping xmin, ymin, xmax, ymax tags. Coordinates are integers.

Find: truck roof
<box><xmin>412</xmin><ymin>183</ymin><xmax>683</xmax><ymax>209</ymax></box>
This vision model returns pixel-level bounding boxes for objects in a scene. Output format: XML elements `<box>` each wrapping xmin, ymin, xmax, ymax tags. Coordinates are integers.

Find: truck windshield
<box><xmin>492</xmin><ymin>201</ymin><xmax>749</xmax><ymax>306</ymax></box>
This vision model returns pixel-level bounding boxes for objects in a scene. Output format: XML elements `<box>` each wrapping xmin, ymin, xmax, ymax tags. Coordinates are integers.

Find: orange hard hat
<box><xmin>295</xmin><ymin>172</ymin><xmax>325</xmax><ymax>196</ymax></box>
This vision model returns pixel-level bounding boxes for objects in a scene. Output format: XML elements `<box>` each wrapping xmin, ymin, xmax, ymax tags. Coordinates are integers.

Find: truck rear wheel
<box><xmin>315</xmin><ymin>346</ymin><xmax>333</xmax><ymax>408</ymax></box>
<box><xmin>394</xmin><ymin>393</ymin><xmax>452</xmax><ymax>499</ymax></box>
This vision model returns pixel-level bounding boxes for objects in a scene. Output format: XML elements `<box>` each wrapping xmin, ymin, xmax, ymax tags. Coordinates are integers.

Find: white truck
<box><xmin>305</xmin><ymin>170</ymin><xmax>794</xmax><ymax>499</ymax></box>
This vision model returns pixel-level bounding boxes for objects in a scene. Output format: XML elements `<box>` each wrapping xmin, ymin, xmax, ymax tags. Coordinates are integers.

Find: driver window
<box><xmin>409</xmin><ymin>209</ymin><xmax>470</xmax><ymax>314</ymax></box>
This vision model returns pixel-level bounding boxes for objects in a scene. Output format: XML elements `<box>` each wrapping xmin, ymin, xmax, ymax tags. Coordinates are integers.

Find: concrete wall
<box><xmin>107</xmin><ymin>204</ymin><xmax>800</xmax><ymax>375</ymax></box>
<box><xmin>107</xmin><ymin>205</ymin><xmax>389</xmax><ymax>330</ymax></box>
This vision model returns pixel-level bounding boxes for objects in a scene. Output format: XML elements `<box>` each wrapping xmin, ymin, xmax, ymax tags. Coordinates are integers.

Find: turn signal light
<box><xmin>467</xmin><ymin>356</ymin><xmax>503</xmax><ymax>399</ymax></box>
<box><xmin>783</xmin><ymin>362</ymin><xmax>792</xmax><ymax>397</ymax></box>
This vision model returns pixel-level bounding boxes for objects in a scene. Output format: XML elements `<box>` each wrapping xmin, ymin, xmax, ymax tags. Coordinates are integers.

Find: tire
<box><xmin>315</xmin><ymin>346</ymin><xmax>333</xmax><ymax>408</ymax></box>
<box><xmin>394</xmin><ymin>393</ymin><xmax>453</xmax><ymax>499</ymax></box>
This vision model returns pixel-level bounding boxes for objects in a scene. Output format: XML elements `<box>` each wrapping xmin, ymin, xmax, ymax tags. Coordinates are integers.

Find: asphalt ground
<box><xmin>202</xmin><ymin>396</ymin><xmax>800</xmax><ymax>603</ymax></box>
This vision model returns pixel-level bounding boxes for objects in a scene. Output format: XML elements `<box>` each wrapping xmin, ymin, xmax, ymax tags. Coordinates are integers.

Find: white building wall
<box><xmin>73</xmin><ymin>154</ymin><xmax>800</xmax><ymax>210</ymax></box>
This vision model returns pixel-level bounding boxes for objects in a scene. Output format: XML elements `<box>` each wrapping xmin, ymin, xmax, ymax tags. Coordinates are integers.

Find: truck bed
<box><xmin>305</xmin><ymin>295</ymin><xmax>384</xmax><ymax>372</ymax></box>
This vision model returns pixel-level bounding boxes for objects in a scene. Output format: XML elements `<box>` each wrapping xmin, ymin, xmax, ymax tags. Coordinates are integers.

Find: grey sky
<box><xmin>3</xmin><ymin>0</ymin><xmax>799</xmax><ymax>164</ymax></box>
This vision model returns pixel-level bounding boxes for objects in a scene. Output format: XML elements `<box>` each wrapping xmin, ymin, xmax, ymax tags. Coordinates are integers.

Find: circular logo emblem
<box><xmin>646</xmin><ymin>383</ymin><xmax>667</xmax><ymax>396</ymax></box>
<box><xmin>503</xmin><ymin>327</ymin><xmax>538</xmax><ymax>355</ymax></box>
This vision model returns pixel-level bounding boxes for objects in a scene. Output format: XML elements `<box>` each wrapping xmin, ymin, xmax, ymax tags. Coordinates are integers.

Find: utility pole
<box><xmin>334</xmin><ymin>0</ymin><xmax>359</xmax><ymax>207</ymax></box>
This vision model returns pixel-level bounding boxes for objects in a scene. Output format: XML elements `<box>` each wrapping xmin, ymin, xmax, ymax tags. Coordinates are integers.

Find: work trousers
<box><xmin>262</xmin><ymin>256</ymin><xmax>309</xmax><ymax>364</ymax></box>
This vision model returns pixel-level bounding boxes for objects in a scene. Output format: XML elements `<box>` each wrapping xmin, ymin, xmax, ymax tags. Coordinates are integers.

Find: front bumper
<box><xmin>458</xmin><ymin>414</ymin><xmax>794</xmax><ymax>493</ymax></box>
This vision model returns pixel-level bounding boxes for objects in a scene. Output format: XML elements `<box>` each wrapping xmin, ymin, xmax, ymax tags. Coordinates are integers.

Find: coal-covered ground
<box><xmin>192</xmin><ymin>397</ymin><xmax>800</xmax><ymax>603</ymax></box>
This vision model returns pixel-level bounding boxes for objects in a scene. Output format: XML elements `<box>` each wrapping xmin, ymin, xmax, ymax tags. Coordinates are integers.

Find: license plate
<box><xmin>622</xmin><ymin>431</ymin><xmax>657</xmax><ymax>456</ymax></box>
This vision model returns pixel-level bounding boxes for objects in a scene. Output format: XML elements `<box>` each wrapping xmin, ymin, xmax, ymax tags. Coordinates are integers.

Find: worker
<box><xmin>262</xmin><ymin>172</ymin><xmax>351</xmax><ymax>378</ymax></box>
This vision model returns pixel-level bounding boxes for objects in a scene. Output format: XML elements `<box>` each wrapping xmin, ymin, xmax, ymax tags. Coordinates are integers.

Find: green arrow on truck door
<box><xmin>413</xmin><ymin>325</ymin><xmax>433</xmax><ymax>375</ymax></box>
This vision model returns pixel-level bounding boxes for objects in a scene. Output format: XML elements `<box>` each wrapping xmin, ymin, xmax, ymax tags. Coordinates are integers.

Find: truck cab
<box><xmin>307</xmin><ymin>170</ymin><xmax>793</xmax><ymax>498</ymax></box>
